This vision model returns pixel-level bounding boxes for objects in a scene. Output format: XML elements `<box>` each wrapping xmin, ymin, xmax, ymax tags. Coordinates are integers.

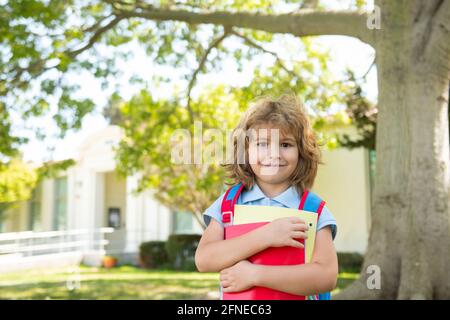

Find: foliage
<box><xmin>139</xmin><ymin>241</ymin><xmax>169</xmax><ymax>269</ymax></box>
<box><xmin>36</xmin><ymin>159</ymin><xmax>76</xmax><ymax>180</ymax></box>
<box><xmin>114</xmin><ymin>45</ymin><xmax>355</xmax><ymax>224</ymax></box>
<box><xmin>2</xmin><ymin>0</ymin><xmax>371</xmax><ymax>223</ymax></box>
<box><xmin>337</xmin><ymin>252</ymin><xmax>364</xmax><ymax>273</ymax></box>
<box><xmin>336</xmin><ymin>70</ymin><xmax>377</xmax><ymax>151</ymax></box>
<box><xmin>165</xmin><ymin>234</ymin><xmax>202</xmax><ymax>271</ymax></box>
<box><xmin>0</xmin><ymin>158</ymin><xmax>75</xmax><ymax>221</ymax></box>
<box><xmin>0</xmin><ymin>159</ymin><xmax>38</xmax><ymax>215</ymax></box>
<box><xmin>0</xmin><ymin>102</ymin><xmax>26</xmax><ymax>158</ymax></box>
<box><xmin>114</xmin><ymin>85</ymin><xmax>239</xmax><ymax>226</ymax></box>
<box><xmin>1</xmin><ymin>0</ymin><xmax>361</xmax><ymax>154</ymax></box>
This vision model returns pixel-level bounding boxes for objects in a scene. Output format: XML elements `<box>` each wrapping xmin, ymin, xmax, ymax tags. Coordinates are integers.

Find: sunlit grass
<box><xmin>0</xmin><ymin>265</ymin><xmax>220</xmax><ymax>300</ymax></box>
<box><xmin>0</xmin><ymin>265</ymin><xmax>358</xmax><ymax>300</ymax></box>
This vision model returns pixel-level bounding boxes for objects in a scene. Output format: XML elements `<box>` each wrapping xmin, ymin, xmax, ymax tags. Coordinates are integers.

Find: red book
<box><xmin>223</xmin><ymin>222</ymin><xmax>306</xmax><ymax>300</ymax></box>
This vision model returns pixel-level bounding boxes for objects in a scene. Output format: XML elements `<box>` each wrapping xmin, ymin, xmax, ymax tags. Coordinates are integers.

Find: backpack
<box><xmin>220</xmin><ymin>182</ymin><xmax>331</xmax><ymax>300</ymax></box>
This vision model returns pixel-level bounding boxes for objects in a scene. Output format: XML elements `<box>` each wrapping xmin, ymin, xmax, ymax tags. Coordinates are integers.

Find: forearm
<box><xmin>195</xmin><ymin>226</ymin><xmax>270</xmax><ymax>272</ymax></box>
<box><xmin>253</xmin><ymin>262</ymin><xmax>338</xmax><ymax>296</ymax></box>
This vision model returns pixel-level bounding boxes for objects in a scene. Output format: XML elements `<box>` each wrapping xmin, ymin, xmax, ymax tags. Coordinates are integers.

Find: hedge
<box><xmin>337</xmin><ymin>252</ymin><xmax>364</xmax><ymax>273</ymax></box>
<box><xmin>139</xmin><ymin>235</ymin><xmax>201</xmax><ymax>271</ymax></box>
<box><xmin>139</xmin><ymin>238</ymin><xmax>364</xmax><ymax>273</ymax></box>
<box><xmin>165</xmin><ymin>234</ymin><xmax>202</xmax><ymax>271</ymax></box>
<box><xmin>139</xmin><ymin>241</ymin><xmax>169</xmax><ymax>269</ymax></box>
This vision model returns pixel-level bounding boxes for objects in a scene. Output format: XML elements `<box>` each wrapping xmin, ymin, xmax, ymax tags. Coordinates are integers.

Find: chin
<box><xmin>257</xmin><ymin>174</ymin><xmax>291</xmax><ymax>185</ymax></box>
<box><xmin>257</xmin><ymin>166</ymin><xmax>293</xmax><ymax>180</ymax></box>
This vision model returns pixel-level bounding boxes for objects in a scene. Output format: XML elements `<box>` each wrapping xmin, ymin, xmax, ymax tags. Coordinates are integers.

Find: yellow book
<box><xmin>233</xmin><ymin>205</ymin><xmax>318</xmax><ymax>262</ymax></box>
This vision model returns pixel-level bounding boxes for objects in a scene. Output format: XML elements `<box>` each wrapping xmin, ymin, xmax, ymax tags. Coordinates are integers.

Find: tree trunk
<box><xmin>335</xmin><ymin>0</ymin><xmax>450</xmax><ymax>299</ymax></box>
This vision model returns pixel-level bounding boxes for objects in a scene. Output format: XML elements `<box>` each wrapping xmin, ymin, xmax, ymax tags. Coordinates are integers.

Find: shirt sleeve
<box><xmin>317</xmin><ymin>205</ymin><xmax>337</xmax><ymax>240</ymax></box>
<box><xmin>203</xmin><ymin>192</ymin><xmax>226</xmax><ymax>228</ymax></box>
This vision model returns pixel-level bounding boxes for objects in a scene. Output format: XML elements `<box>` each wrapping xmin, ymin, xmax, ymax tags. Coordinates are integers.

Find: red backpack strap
<box><xmin>298</xmin><ymin>189</ymin><xmax>326</xmax><ymax>221</ymax></box>
<box><xmin>220</xmin><ymin>183</ymin><xmax>245</xmax><ymax>225</ymax></box>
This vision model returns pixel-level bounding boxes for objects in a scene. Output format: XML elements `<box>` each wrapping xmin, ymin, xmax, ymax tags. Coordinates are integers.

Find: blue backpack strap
<box><xmin>299</xmin><ymin>190</ymin><xmax>331</xmax><ymax>301</ymax></box>
<box><xmin>220</xmin><ymin>183</ymin><xmax>244</xmax><ymax>225</ymax></box>
<box><xmin>298</xmin><ymin>190</ymin><xmax>326</xmax><ymax>218</ymax></box>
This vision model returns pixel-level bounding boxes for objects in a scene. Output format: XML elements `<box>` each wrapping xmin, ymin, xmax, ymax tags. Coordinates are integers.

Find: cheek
<box><xmin>248</xmin><ymin>146</ymin><xmax>259</xmax><ymax>165</ymax></box>
<box><xmin>248</xmin><ymin>147</ymin><xmax>263</xmax><ymax>176</ymax></box>
<box><xmin>248</xmin><ymin>147</ymin><xmax>258</xmax><ymax>164</ymax></box>
<box><xmin>282</xmin><ymin>148</ymin><xmax>299</xmax><ymax>165</ymax></box>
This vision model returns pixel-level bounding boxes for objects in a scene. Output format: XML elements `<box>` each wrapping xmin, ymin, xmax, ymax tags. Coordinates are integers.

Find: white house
<box><xmin>0</xmin><ymin>125</ymin><xmax>372</xmax><ymax>270</ymax></box>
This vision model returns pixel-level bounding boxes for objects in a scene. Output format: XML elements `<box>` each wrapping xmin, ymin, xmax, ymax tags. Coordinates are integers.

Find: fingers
<box><xmin>291</xmin><ymin>231</ymin><xmax>308</xmax><ymax>239</ymax></box>
<box><xmin>220</xmin><ymin>273</ymin><xmax>229</xmax><ymax>287</ymax></box>
<box><xmin>220</xmin><ymin>269</ymin><xmax>229</xmax><ymax>277</ymax></box>
<box><xmin>222</xmin><ymin>286</ymin><xmax>234</xmax><ymax>293</ymax></box>
<box><xmin>291</xmin><ymin>223</ymin><xmax>309</xmax><ymax>232</ymax></box>
<box><xmin>289</xmin><ymin>239</ymin><xmax>305</xmax><ymax>249</ymax></box>
<box><xmin>220</xmin><ymin>274</ymin><xmax>231</xmax><ymax>289</ymax></box>
<box><xmin>286</xmin><ymin>217</ymin><xmax>308</xmax><ymax>228</ymax></box>
<box><xmin>288</xmin><ymin>216</ymin><xmax>305</xmax><ymax>224</ymax></box>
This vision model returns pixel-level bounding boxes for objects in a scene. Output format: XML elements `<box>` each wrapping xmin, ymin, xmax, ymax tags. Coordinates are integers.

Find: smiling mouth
<box><xmin>260</xmin><ymin>164</ymin><xmax>287</xmax><ymax>167</ymax></box>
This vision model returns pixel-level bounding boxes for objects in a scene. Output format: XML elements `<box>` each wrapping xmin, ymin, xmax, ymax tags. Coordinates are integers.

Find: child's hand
<box><xmin>220</xmin><ymin>260</ymin><xmax>257</xmax><ymax>293</ymax></box>
<box><xmin>264</xmin><ymin>216</ymin><xmax>309</xmax><ymax>248</ymax></box>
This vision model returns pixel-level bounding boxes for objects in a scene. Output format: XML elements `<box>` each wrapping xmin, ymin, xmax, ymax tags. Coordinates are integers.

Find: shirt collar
<box><xmin>241</xmin><ymin>182</ymin><xmax>300</xmax><ymax>208</ymax></box>
<box><xmin>241</xmin><ymin>183</ymin><xmax>266</xmax><ymax>203</ymax></box>
<box><xmin>272</xmin><ymin>185</ymin><xmax>300</xmax><ymax>208</ymax></box>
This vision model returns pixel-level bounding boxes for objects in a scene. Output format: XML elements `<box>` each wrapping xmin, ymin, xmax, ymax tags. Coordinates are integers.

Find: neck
<box><xmin>255</xmin><ymin>178</ymin><xmax>290</xmax><ymax>198</ymax></box>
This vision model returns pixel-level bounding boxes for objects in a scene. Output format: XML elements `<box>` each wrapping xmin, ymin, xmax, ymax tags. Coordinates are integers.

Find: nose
<box><xmin>260</xmin><ymin>142</ymin><xmax>281</xmax><ymax>160</ymax></box>
<box><xmin>269</xmin><ymin>141</ymin><xmax>281</xmax><ymax>157</ymax></box>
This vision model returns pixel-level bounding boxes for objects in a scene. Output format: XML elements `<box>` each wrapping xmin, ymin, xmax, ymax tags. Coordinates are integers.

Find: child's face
<box><xmin>248</xmin><ymin>123</ymin><xmax>299</xmax><ymax>186</ymax></box>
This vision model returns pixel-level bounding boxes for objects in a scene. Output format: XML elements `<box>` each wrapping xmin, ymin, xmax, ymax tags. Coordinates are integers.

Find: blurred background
<box><xmin>1</xmin><ymin>0</ymin><xmax>447</xmax><ymax>300</ymax></box>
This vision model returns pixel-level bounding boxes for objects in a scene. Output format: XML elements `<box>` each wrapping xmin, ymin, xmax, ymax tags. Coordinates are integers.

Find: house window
<box><xmin>107</xmin><ymin>207</ymin><xmax>121</xmax><ymax>229</ymax></box>
<box><xmin>172</xmin><ymin>211</ymin><xmax>194</xmax><ymax>234</ymax></box>
<box><xmin>28</xmin><ymin>184</ymin><xmax>42</xmax><ymax>231</ymax></box>
<box><xmin>53</xmin><ymin>177</ymin><xmax>68</xmax><ymax>230</ymax></box>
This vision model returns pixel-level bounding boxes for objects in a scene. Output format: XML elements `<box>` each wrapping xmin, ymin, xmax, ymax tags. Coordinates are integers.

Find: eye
<box><xmin>281</xmin><ymin>143</ymin><xmax>292</xmax><ymax>148</ymax></box>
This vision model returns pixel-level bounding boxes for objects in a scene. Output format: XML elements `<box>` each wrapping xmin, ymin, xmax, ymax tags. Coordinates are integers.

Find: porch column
<box><xmin>124</xmin><ymin>174</ymin><xmax>142</xmax><ymax>254</ymax></box>
<box><xmin>80</xmin><ymin>170</ymin><xmax>105</xmax><ymax>266</ymax></box>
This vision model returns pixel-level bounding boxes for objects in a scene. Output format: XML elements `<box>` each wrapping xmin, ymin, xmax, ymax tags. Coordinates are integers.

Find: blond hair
<box><xmin>224</xmin><ymin>94</ymin><xmax>322</xmax><ymax>195</ymax></box>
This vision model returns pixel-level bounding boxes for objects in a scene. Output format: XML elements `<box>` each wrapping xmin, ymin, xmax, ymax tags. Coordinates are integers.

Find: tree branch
<box><xmin>360</xmin><ymin>55</ymin><xmax>376</xmax><ymax>79</ymax></box>
<box><xmin>229</xmin><ymin>29</ymin><xmax>298</xmax><ymax>78</ymax></box>
<box><xmin>8</xmin><ymin>15</ymin><xmax>124</xmax><ymax>89</ymax></box>
<box><xmin>81</xmin><ymin>14</ymin><xmax>114</xmax><ymax>33</ymax></box>
<box><xmin>117</xmin><ymin>6</ymin><xmax>375</xmax><ymax>47</ymax></box>
<box><xmin>67</xmin><ymin>15</ymin><xmax>124</xmax><ymax>58</ymax></box>
<box><xmin>186</xmin><ymin>29</ymin><xmax>230</xmax><ymax>123</ymax></box>
<box><xmin>192</xmin><ymin>211</ymin><xmax>207</xmax><ymax>230</ymax></box>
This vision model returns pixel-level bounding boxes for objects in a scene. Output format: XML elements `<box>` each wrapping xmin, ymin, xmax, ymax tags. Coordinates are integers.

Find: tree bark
<box><xmin>117</xmin><ymin>6</ymin><xmax>375</xmax><ymax>46</ymax></box>
<box><xmin>335</xmin><ymin>0</ymin><xmax>450</xmax><ymax>300</ymax></box>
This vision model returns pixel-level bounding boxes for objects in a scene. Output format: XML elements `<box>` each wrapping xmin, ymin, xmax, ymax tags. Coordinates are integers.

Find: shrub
<box><xmin>165</xmin><ymin>234</ymin><xmax>201</xmax><ymax>271</ymax></box>
<box><xmin>337</xmin><ymin>252</ymin><xmax>364</xmax><ymax>273</ymax></box>
<box><xmin>139</xmin><ymin>241</ymin><xmax>169</xmax><ymax>269</ymax></box>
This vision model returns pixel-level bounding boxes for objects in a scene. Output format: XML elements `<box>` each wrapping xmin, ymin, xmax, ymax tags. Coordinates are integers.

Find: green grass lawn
<box><xmin>0</xmin><ymin>265</ymin><xmax>358</xmax><ymax>300</ymax></box>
